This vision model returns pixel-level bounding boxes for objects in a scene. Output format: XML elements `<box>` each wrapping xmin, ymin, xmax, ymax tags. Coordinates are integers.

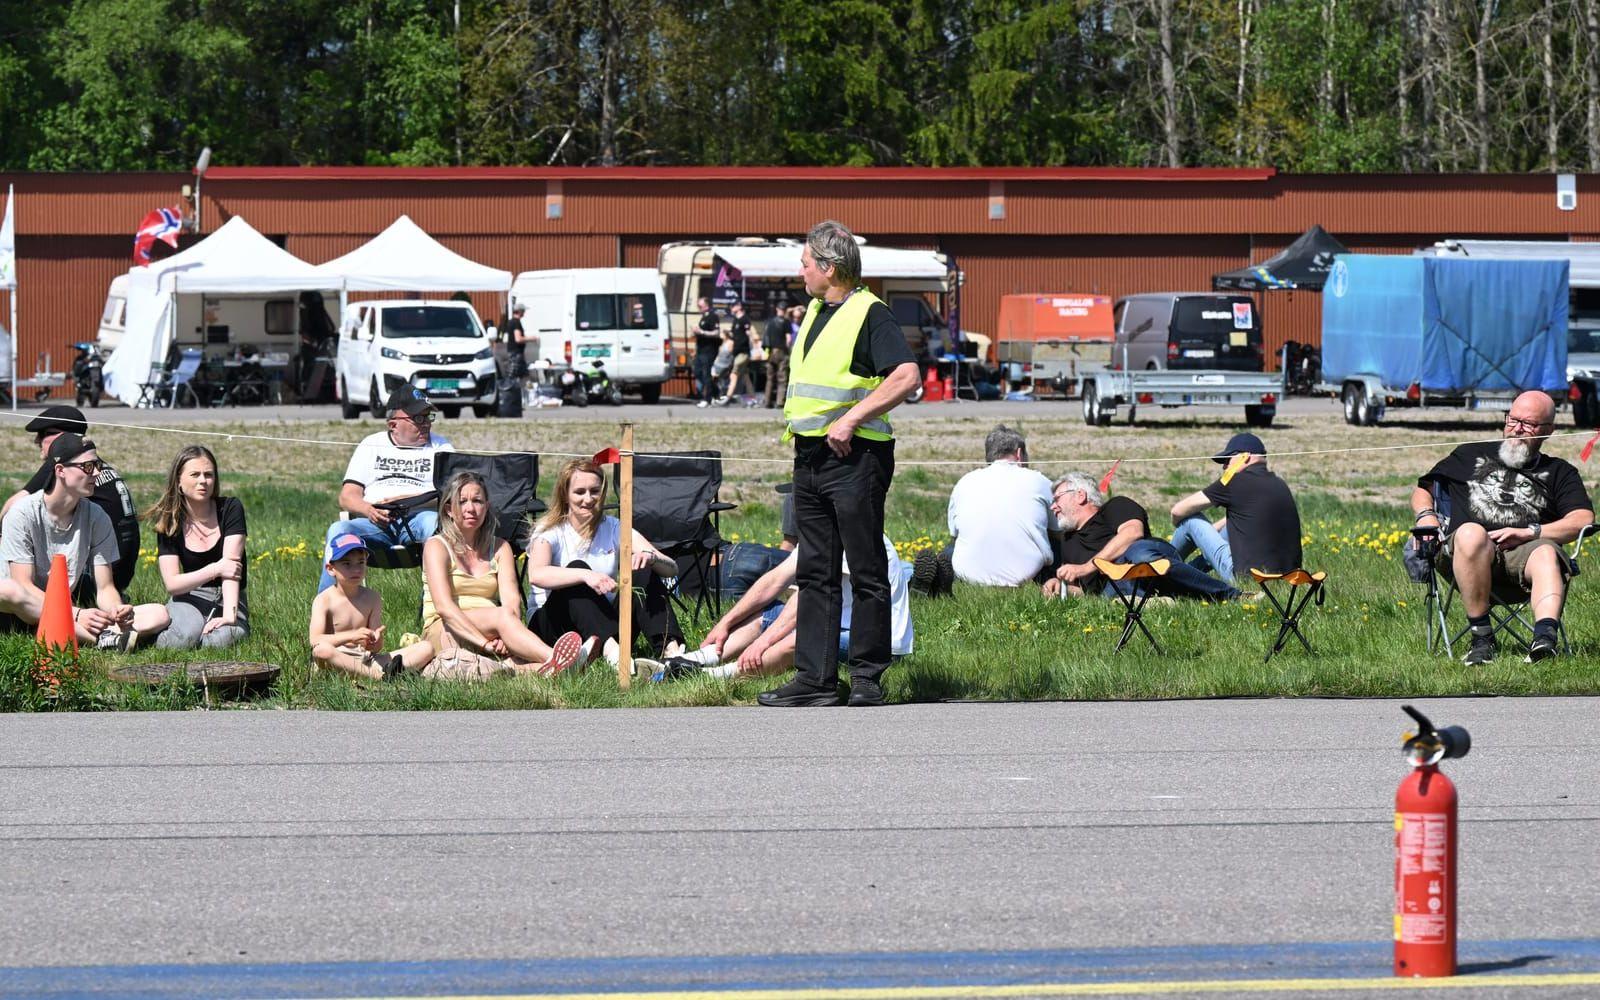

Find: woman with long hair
<box><xmin>526</xmin><ymin>458</ymin><xmax>686</xmax><ymax>669</ymax></box>
<box><xmin>145</xmin><ymin>444</ymin><xmax>249</xmax><ymax>649</ymax></box>
<box><xmin>421</xmin><ymin>471</ymin><xmax>584</xmax><ymax>675</ymax></box>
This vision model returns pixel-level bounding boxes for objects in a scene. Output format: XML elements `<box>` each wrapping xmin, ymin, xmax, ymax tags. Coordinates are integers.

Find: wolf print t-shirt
<box><xmin>342</xmin><ymin>431</ymin><xmax>454</xmax><ymax>505</ymax></box>
<box><xmin>1420</xmin><ymin>441</ymin><xmax>1592</xmax><ymax>534</ymax></box>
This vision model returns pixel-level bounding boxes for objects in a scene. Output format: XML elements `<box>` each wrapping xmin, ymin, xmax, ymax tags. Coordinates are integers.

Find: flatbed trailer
<box><xmin>1079</xmin><ymin>367</ymin><xmax>1285</xmax><ymax>427</ymax></box>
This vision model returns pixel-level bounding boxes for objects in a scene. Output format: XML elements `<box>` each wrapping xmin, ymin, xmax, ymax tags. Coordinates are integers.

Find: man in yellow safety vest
<box><xmin>759</xmin><ymin>220</ymin><xmax>920</xmax><ymax>707</ymax></box>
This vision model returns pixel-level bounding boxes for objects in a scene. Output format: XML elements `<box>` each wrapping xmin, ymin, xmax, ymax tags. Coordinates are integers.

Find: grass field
<box><xmin>5</xmin><ymin>402</ymin><xmax>1600</xmax><ymax>711</ymax></box>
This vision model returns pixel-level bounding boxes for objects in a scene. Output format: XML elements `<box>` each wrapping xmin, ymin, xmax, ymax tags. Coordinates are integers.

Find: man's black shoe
<box><xmin>848</xmin><ymin>678</ymin><xmax>885</xmax><ymax>707</ymax></box>
<box><xmin>1463</xmin><ymin>631</ymin><xmax>1497</xmax><ymax>666</ymax></box>
<box><xmin>1525</xmin><ymin>632</ymin><xmax>1559</xmax><ymax>663</ymax></box>
<box><xmin>757</xmin><ymin>678</ymin><xmax>845</xmax><ymax>707</ymax></box>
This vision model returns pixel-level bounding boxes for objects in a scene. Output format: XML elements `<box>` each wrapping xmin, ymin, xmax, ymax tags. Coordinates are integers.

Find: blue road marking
<box><xmin>2</xmin><ymin>939</ymin><xmax>1599</xmax><ymax>999</ymax></box>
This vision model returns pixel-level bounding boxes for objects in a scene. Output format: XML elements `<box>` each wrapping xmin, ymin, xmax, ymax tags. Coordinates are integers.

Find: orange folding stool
<box><xmin>1250</xmin><ymin>568</ymin><xmax>1327</xmax><ymax>662</ymax></box>
<box><xmin>1092</xmin><ymin>557</ymin><xmax>1170</xmax><ymax>653</ymax></box>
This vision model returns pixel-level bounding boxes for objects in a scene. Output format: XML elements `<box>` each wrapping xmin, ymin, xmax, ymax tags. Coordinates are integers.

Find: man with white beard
<box><xmin>1413</xmin><ymin>390</ymin><xmax>1594</xmax><ymax>664</ymax></box>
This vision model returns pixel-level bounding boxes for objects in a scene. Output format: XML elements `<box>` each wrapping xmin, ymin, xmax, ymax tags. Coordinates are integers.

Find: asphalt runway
<box><xmin>1</xmin><ymin>698</ymin><xmax>1597</xmax><ymax>999</ymax></box>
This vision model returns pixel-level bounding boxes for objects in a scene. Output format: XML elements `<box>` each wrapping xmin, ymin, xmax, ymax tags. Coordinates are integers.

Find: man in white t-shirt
<box><xmin>317</xmin><ymin>385</ymin><xmax>454</xmax><ymax>592</ymax></box>
<box><xmin>938</xmin><ymin>424</ymin><xmax>1055</xmax><ymax>588</ymax></box>
<box><xmin>652</xmin><ymin>535</ymin><xmax>913</xmax><ymax>681</ymax></box>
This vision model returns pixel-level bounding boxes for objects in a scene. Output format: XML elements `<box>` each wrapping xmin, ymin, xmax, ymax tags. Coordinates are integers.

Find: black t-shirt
<box><xmin>1202</xmin><ymin>464</ymin><xmax>1303</xmax><ymax>576</ymax></box>
<box><xmin>1057</xmin><ymin>496</ymin><xmax>1150</xmax><ymax>592</ymax></box>
<box><xmin>801</xmin><ymin>297</ymin><xmax>916</xmax><ymax>380</ymax></box>
<box><xmin>763</xmin><ymin>315</ymin><xmax>790</xmax><ymax>351</ymax></box>
<box><xmin>1420</xmin><ymin>442</ymin><xmax>1593</xmax><ymax>533</ymax></box>
<box><xmin>729</xmin><ymin>315</ymin><xmax>751</xmax><ymax>356</ymax></box>
<box><xmin>502</xmin><ymin>317</ymin><xmax>526</xmax><ymax>358</ymax></box>
<box><xmin>22</xmin><ymin>457</ymin><xmax>139</xmax><ymax>592</ymax></box>
<box><xmin>155</xmin><ymin>496</ymin><xmax>249</xmax><ymax>598</ymax></box>
<box><xmin>696</xmin><ymin>309</ymin><xmax>722</xmax><ymax>355</ymax></box>
<box><xmin>791</xmin><ymin>296</ymin><xmax>917</xmax><ymax>461</ymax></box>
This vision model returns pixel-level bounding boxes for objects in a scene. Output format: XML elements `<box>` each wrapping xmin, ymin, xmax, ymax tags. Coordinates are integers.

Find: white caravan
<box><xmin>335</xmin><ymin>299</ymin><xmax>497</xmax><ymax>420</ymax></box>
<box><xmin>510</xmin><ymin>268</ymin><xmax>671</xmax><ymax>403</ymax></box>
<box><xmin>657</xmin><ymin>238</ymin><xmax>975</xmax><ymax>378</ymax></box>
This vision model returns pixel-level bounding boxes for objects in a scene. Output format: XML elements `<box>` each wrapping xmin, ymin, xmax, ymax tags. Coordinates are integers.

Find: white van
<box><xmin>510</xmin><ymin>268</ymin><xmax>671</xmax><ymax>403</ymax></box>
<box><xmin>335</xmin><ymin>299</ymin><xmax>497</xmax><ymax>420</ymax></box>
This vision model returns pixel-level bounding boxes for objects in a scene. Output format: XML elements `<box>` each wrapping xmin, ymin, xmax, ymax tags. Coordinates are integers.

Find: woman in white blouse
<box><xmin>526</xmin><ymin>458</ymin><xmax>686</xmax><ymax>669</ymax></box>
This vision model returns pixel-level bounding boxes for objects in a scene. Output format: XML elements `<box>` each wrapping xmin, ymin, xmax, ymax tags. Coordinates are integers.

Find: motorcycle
<box><xmin>559</xmin><ymin>358</ymin><xmax>623</xmax><ymax>407</ymax></box>
<box><xmin>1280</xmin><ymin>340</ymin><xmax>1322</xmax><ymax>397</ymax></box>
<box><xmin>71</xmin><ymin>341</ymin><xmax>104</xmax><ymax>408</ymax></box>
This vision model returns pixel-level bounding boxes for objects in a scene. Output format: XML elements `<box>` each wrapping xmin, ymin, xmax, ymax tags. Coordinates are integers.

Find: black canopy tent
<box><xmin>1212</xmin><ymin>224</ymin><xmax>1349</xmax><ymax>291</ymax></box>
<box><xmin>1211</xmin><ymin>224</ymin><xmax>1348</xmax><ymax>390</ymax></box>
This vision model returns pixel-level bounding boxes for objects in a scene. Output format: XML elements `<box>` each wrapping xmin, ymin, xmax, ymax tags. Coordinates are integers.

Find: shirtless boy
<box><xmin>309</xmin><ymin>533</ymin><xmax>433</xmax><ymax>678</ymax></box>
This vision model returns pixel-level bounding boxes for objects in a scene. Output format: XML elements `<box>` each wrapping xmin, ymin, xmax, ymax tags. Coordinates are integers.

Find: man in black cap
<box><xmin>1169</xmin><ymin>431</ymin><xmax>1303</xmax><ymax>582</ymax></box>
<box><xmin>317</xmin><ymin>384</ymin><xmax>454</xmax><ymax>592</ymax></box>
<box><xmin>0</xmin><ymin>433</ymin><xmax>168</xmax><ymax>646</ymax></box>
<box><xmin>2</xmin><ymin>405</ymin><xmax>140</xmax><ymax>592</ymax></box>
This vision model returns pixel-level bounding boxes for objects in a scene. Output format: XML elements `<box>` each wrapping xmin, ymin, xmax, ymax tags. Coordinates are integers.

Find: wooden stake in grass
<box><xmin>617</xmin><ymin>422</ymin><xmax>634</xmax><ymax>690</ymax></box>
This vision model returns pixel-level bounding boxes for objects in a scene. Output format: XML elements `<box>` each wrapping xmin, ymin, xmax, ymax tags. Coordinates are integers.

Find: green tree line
<box><xmin>2</xmin><ymin>0</ymin><xmax>1597</xmax><ymax>172</ymax></box>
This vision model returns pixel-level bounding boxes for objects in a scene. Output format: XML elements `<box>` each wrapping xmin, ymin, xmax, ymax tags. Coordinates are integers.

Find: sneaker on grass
<box><xmin>1463</xmin><ymin>631</ymin><xmax>1497</xmax><ymax>666</ymax></box>
<box><xmin>1525</xmin><ymin>633</ymin><xmax>1558</xmax><ymax>663</ymax></box>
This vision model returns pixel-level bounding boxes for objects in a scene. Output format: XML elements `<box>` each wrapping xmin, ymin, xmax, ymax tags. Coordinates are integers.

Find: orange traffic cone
<box><xmin>35</xmin><ymin>553</ymin><xmax>77</xmax><ymax>654</ymax></box>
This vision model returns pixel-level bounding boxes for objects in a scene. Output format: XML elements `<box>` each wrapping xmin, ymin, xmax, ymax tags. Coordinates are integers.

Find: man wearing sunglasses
<box><xmin>316</xmin><ymin>385</ymin><xmax>454</xmax><ymax>593</ymax></box>
<box><xmin>1413</xmin><ymin>390</ymin><xmax>1594</xmax><ymax>664</ymax></box>
<box><xmin>0</xmin><ymin>433</ymin><xmax>168</xmax><ymax>647</ymax></box>
<box><xmin>1</xmin><ymin>405</ymin><xmax>140</xmax><ymax>593</ymax></box>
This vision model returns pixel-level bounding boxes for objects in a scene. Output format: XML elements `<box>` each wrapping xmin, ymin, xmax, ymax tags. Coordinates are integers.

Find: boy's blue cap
<box><xmin>327</xmin><ymin>533</ymin><xmax>369</xmax><ymax>563</ymax></box>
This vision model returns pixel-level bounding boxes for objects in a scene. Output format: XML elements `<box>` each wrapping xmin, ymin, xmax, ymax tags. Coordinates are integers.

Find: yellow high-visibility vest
<box><xmin>782</xmin><ymin>290</ymin><xmax>893</xmax><ymax>442</ymax></box>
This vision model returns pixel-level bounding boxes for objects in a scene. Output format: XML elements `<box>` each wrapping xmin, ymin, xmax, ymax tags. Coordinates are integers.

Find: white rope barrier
<box><xmin>0</xmin><ymin>409</ymin><xmax>1591</xmax><ymax>472</ymax></box>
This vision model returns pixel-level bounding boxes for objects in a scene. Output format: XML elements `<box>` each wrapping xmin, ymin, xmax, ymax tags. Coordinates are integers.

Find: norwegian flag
<box><xmin>132</xmin><ymin>205</ymin><xmax>185</xmax><ymax>265</ymax></box>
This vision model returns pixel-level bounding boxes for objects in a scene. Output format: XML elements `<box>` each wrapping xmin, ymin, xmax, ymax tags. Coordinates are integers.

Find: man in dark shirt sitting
<box><xmin>1044</xmin><ymin>472</ymin><xmax>1238</xmax><ymax>602</ymax></box>
<box><xmin>1</xmin><ymin>405</ymin><xmax>140</xmax><ymax>594</ymax></box>
<box><xmin>1412</xmin><ymin>390</ymin><xmax>1594</xmax><ymax>665</ymax></box>
<box><xmin>1169</xmin><ymin>432</ymin><xmax>1303</xmax><ymax>581</ymax></box>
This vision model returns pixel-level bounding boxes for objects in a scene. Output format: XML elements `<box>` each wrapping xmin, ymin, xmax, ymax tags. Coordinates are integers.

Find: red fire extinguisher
<box><xmin>1394</xmin><ymin>704</ymin><xmax>1471</xmax><ymax>978</ymax></box>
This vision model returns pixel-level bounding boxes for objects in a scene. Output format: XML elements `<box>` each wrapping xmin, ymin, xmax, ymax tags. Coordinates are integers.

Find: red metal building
<box><xmin>2</xmin><ymin>166</ymin><xmax>1597</xmax><ymax>393</ymax></box>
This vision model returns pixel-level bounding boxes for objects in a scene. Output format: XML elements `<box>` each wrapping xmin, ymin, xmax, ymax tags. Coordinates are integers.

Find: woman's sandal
<box><xmin>542</xmin><ymin>630</ymin><xmax>586</xmax><ymax>676</ymax></box>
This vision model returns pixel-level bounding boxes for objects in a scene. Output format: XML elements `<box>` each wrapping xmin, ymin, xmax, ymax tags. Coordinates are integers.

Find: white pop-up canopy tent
<box><xmin>312</xmin><ymin>215</ymin><xmax>512</xmax><ymax>295</ymax></box>
<box><xmin>103</xmin><ymin>216</ymin><xmax>339</xmax><ymax>404</ymax></box>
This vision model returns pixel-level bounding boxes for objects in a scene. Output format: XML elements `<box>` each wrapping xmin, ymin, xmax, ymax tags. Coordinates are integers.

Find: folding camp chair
<box><xmin>137</xmin><ymin>348</ymin><xmax>205</xmax><ymax>408</ymax></box>
<box><xmin>618</xmin><ymin>450</ymin><xmax>736</xmax><ymax>623</ymax></box>
<box><xmin>1092</xmin><ymin>557</ymin><xmax>1170</xmax><ymax>653</ymax></box>
<box><xmin>432</xmin><ymin>451</ymin><xmax>543</xmax><ymax>556</ymax></box>
<box><xmin>1415</xmin><ymin>482</ymin><xmax>1596</xmax><ymax>658</ymax></box>
<box><xmin>1250</xmin><ymin>567</ymin><xmax>1327</xmax><ymax>661</ymax></box>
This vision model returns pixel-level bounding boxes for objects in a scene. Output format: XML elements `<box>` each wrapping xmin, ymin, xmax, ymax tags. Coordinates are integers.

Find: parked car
<box><xmin>1111</xmin><ymin>292</ymin><xmax>1265</xmax><ymax>372</ymax></box>
<box><xmin>511</xmin><ymin>268</ymin><xmax>671</xmax><ymax>403</ymax></box>
<box><xmin>335</xmin><ymin>300</ymin><xmax>496</xmax><ymax>420</ymax></box>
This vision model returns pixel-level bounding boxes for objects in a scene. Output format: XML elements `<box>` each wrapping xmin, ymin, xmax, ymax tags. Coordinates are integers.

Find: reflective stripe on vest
<box><xmin>782</xmin><ymin>290</ymin><xmax>892</xmax><ymax>442</ymax></box>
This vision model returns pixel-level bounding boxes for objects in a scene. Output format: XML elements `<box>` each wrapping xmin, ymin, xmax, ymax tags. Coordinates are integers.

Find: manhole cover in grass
<box><xmin>108</xmin><ymin>661</ymin><xmax>280</xmax><ymax>697</ymax></box>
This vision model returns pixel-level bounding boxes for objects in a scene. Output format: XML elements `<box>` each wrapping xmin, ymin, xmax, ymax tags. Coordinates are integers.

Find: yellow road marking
<box><xmin>319</xmin><ymin>970</ymin><xmax>1600</xmax><ymax>1000</ymax></box>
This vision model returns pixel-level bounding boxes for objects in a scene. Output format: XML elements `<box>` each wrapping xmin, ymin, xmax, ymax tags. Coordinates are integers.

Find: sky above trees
<box><xmin>2</xmin><ymin>0</ymin><xmax>1597</xmax><ymax>172</ymax></box>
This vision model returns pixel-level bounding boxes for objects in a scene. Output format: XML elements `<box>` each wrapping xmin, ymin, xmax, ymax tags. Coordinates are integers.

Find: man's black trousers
<box><xmin>793</xmin><ymin>438</ymin><xmax>894</xmax><ymax>689</ymax></box>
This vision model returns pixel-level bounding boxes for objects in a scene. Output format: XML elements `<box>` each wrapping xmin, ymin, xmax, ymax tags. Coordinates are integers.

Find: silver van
<box><xmin>1112</xmin><ymin>293</ymin><xmax>1264</xmax><ymax>371</ymax></box>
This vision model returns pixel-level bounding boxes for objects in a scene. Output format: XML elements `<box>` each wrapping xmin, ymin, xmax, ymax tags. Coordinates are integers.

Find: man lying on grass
<box><xmin>1042</xmin><ymin>472</ymin><xmax>1239</xmax><ymax>602</ymax></box>
<box><xmin>649</xmin><ymin>536</ymin><xmax>913</xmax><ymax>682</ymax></box>
<box><xmin>0</xmin><ymin>434</ymin><xmax>169</xmax><ymax>649</ymax></box>
<box><xmin>1412</xmin><ymin>389</ymin><xmax>1594</xmax><ymax>665</ymax></box>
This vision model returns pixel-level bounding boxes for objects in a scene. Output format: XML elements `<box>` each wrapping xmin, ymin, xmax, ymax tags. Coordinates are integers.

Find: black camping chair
<box><xmin>615</xmin><ymin>450</ymin><xmax>736</xmax><ymax>623</ymax></box>
<box><xmin>361</xmin><ymin>452</ymin><xmax>541</xmax><ymax>574</ymax></box>
<box><xmin>1413</xmin><ymin>481</ymin><xmax>1595</xmax><ymax>657</ymax></box>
